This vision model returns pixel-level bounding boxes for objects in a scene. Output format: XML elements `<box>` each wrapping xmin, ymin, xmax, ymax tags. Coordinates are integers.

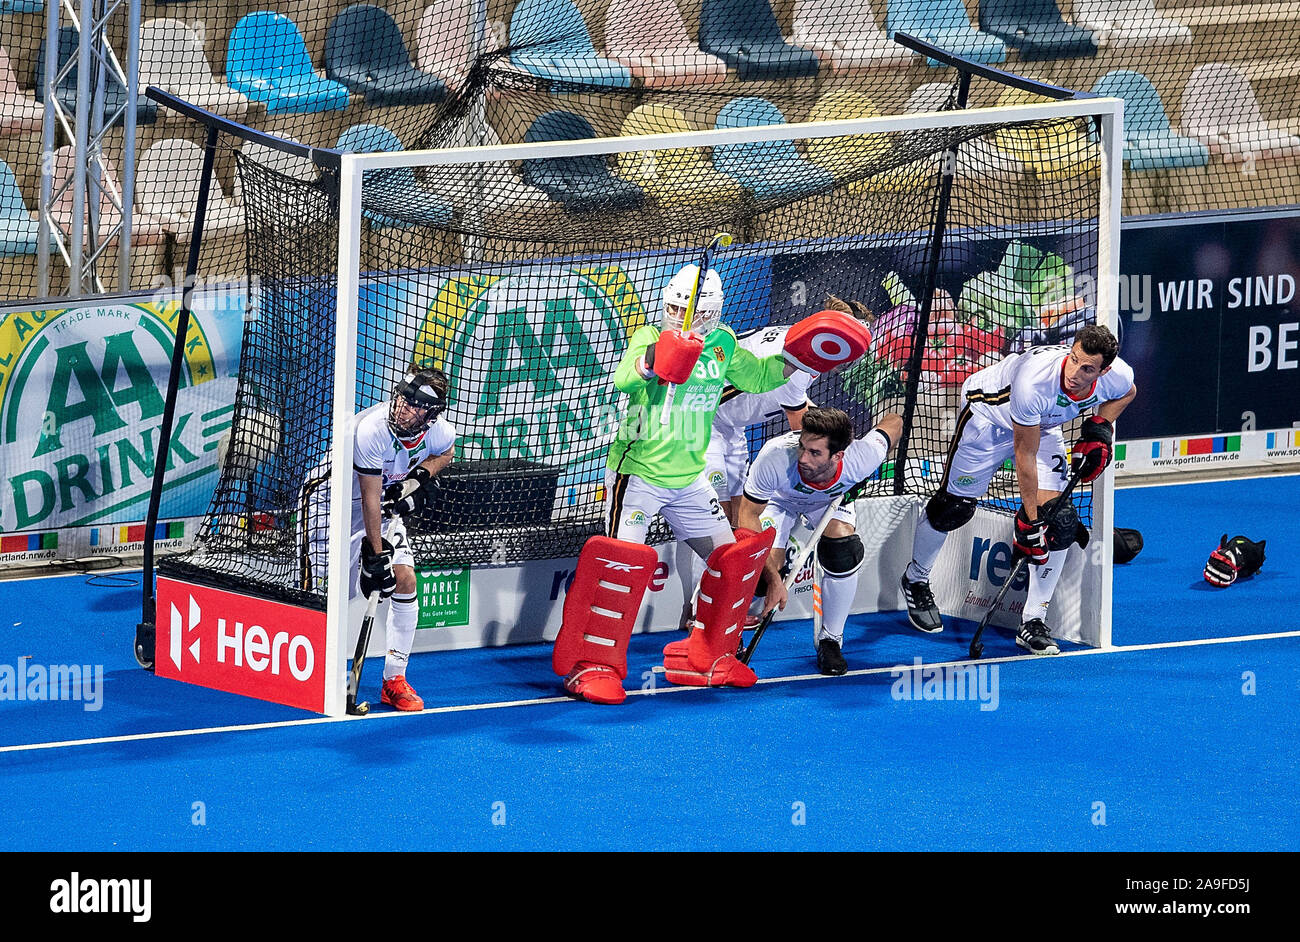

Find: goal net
<box><xmin>156</xmin><ymin>90</ymin><xmax>1121</xmax><ymax>709</ymax></box>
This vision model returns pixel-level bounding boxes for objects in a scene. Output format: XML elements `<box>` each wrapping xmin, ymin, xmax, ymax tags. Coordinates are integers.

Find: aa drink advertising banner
<box><xmin>0</xmin><ymin>288</ymin><xmax>246</xmax><ymax>562</ymax></box>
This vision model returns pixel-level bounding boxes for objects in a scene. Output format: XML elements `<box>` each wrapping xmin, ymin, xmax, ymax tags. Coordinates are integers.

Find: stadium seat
<box><xmin>46</xmin><ymin>145</ymin><xmax>169</xmax><ymax>246</ymax></box>
<box><xmin>1180</xmin><ymin>63</ymin><xmax>1300</xmax><ymax>163</ymax></box>
<box><xmin>851</xmin><ymin>83</ymin><xmax>1024</xmax><ymax>197</ymax></box>
<box><xmin>801</xmin><ymin>90</ymin><xmax>892</xmax><ymax>175</ymax></box>
<box><xmin>140</xmin><ymin>19</ymin><xmax>251</xmax><ymax>120</ymax></box>
<box><xmin>0</xmin><ymin>0</ymin><xmax>44</xmax><ymax>12</ymax></box>
<box><xmin>520</xmin><ymin>110</ymin><xmax>645</xmax><ymax>213</ymax></box>
<box><xmin>227</xmin><ymin>11</ymin><xmax>351</xmax><ymax>114</ymax></box>
<box><xmin>0</xmin><ymin>46</ymin><xmax>42</xmax><ymax>133</ymax></box>
<box><xmin>886</xmin><ymin>0</ymin><xmax>1007</xmax><ymax>67</ymax></box>
<box><xmin>712</xmin><ymin>97</ymin><xmax>835</xmax><ymax>201</ymax></box>
<box><xmin>1091</xmin><ymin>70</ymin><xmax>1209</xmax><ymax>170</ymax></box>
<box><xmin>423</xmin><ymin>122</ymin><xmax>555</xmax><ymax>218</ymax></box>
<box><xmin>791</xmin><ymin>0</ymin><xmax>914</xmax><ymax>72</ymax></box>
<box><xmin>978</xmin><ymin>0</ymin><xmax>1098</xmax><ymax>61</ymax></box>
<box><xmin>0</xmin><ymin>158</ymin><xmax>47</xmax><ymax>256</ymax></box>
<box><xmin>698</xmin><ymin>0</ymin><xmax>821</xmax><ymax>81</ymax></box>
<box><xmin>416</xmin><ymin>0</ymin><xmax>488</xmax><ymax>93</ymax></box>
<box><xmin>325</xmin><ymin>4</ymin><xmax>446</xmax><ymax>107</ymax></box>
<box><xmin>508</xmin><ymin>0</ymin><xmax>632</xmax><ymax>89</ymax></box>
<box><xmin>615</xmin><ymin>103</ymin><xmax>745</xmax><ymax>207</ymax></box>
<box><xmin>992</xmin><ymin>87</ymin><xmax>1101</xmax><ymax>180</ymax></box>
<box><xmin>334</xmin><ymin>123</ymin><xmax>455</xmax><ymax>228</ymax></box>
<box><xmin>1070</xmin><ymin>0</ymin><xmax>1191</xmax><ymax>48</ymax></box>
<box><xmin>137</xmin><ymin>139</ymin><xmax>245</xmax><ymax>236</ymax></box>
<box><xmin>603</xmin><ymin>0</ymin><xmax>728</xmax><ymax>87</ymax></box>
<box><xmin>34</xmin><ymin>26</ymin><xmax>158</xmax><ymax>126</ymax></box>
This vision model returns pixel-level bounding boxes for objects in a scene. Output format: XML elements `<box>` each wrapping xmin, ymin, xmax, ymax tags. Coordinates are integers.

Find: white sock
<box><xmin>1023</xmin><ymin>549</ymin><xmax>1068</xmax><ymax>626</ymax></box>
<box><xmin>384</xmin><ymin>593</ymin><xmax>418</xmax><ymax>681</ymax></box>
<box><xmin>905</xmin><ymin>516</ymin><xmax>948</xmax><ymax>583</ymax></box>
<box><xmin>815</xmin><ymin>573</ymin><xmax>857</xmax><ymax>646</ymax></box>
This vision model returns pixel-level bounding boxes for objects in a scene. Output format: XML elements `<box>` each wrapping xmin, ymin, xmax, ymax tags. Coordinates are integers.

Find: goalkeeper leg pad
<box><xmin>663</xmin><ymin>528</ymin><xmax>775</xmax><ymax>687</ymax></box>
<box><xmin>552</xmin><ymin>536</ymin><xmax>659</xmax><ymax>704</ymax></box>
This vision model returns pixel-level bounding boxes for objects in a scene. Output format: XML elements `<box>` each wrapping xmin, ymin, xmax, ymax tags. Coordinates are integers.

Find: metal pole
<box><xmin>136</xmin><ymin>123</ymin><xmax>220</xmax><ymax>671</ymax></box>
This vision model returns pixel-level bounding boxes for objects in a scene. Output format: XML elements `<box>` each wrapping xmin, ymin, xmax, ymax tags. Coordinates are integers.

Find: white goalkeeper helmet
<box><xmin>662</xmin><ymin>264</ymin><xmax>724</xmax><ymax>339</ymax></box>
<box><xmin>388</xmin><ymin>367</ymin><xmax>448</xmax><ymax>440</ymax></box>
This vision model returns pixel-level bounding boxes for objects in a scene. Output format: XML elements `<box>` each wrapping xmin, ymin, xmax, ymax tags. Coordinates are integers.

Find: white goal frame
<box><xmin>322</xmin><ymin>96</ymin><xmax>1124</xmax><ymax>716</ymax></box>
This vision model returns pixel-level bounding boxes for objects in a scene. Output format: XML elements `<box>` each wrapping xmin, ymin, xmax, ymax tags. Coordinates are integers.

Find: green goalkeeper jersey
<box><xmin>606</xmin><ymin>324</ymin><xmax>788</xmax><ymax>488</ymax></box>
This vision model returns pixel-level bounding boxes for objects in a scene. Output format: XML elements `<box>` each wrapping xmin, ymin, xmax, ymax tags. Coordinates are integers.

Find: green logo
<box><xmin>417</xmin><ymin>567</ymin><xmax>471</xmax><ymax>629</ymax></box>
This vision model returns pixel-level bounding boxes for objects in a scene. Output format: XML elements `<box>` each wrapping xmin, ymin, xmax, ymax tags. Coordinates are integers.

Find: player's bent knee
<box><xmin>925</xmin><ymin>489</ymin><xmax>979</xmax><ymax>533</ymax></box>
<box><xmin>818</xmin><ymin>533</ymin><xmax>864</xmax><ymax>578</ymax></box>
<box><xmin>394</xmin><ymin>566</ymin><xmax>418</xmax><ymax>595</ymax></box>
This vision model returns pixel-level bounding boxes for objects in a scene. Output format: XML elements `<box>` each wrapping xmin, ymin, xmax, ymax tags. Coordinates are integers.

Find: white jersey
<box><xmin>963</xmin><ymin>345</ymin><xmax>1135</xmax><ymax>431</ymax></box>
<box><xmin>743</xmin><ymin>428</ymin><xmax>890</xmax><ymax>518</ymax></box>
<box><xmin>713</xmin><ymin>326</ymin><xmax>813</xmax><ymax>431</ymax></box>
<box><xmin>303</xmin><ymin>403</ymin><xmax>457</xmax><ymax>524</ymax></box>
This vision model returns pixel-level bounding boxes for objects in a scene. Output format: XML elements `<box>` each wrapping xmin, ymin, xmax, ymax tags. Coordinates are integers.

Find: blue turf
<box><xmin>0</xmin><ymin>473</ymin><xmax>1295</xmax><ymax>849</ymax></box>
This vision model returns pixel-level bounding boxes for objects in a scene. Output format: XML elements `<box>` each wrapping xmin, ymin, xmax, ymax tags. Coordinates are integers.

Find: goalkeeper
<box><xmin>303</xmin><ymin>366</ymin><xmax>455</xmax><ymax>711</ymax></box>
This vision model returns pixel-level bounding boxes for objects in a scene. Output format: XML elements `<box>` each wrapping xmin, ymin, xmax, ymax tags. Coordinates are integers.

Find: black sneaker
<box><xmin>900</xmin><ymin>575</ymin><xmax>944</xmax><ymax>633</ymax></box>
<box><xmin>817</xmin><ymin>638</ymin><xmax>848</xmax><ymax>676</ymax></box>
<box><xmin>1016</xmin><ymin>618</ymin><xmax>1060</xmax><ymax>655</ymax></box>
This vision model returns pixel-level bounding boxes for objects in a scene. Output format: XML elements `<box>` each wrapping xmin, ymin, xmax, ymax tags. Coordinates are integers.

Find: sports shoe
<box><xmin>1016</xmin><ymin>619</ymin><xmax>1059</xmax><ymax>656</ymax></box>
<box><xmin>900</xmin><ymin>575</ymin><xmax>944</xmax><ymax>633</ymax></box>
<box><xmin>381</xmin><ymin>675</ymin><xmax>425</xmax><ymax>711</ymax></box>
<box><xmin>816</xmin><ymin>638</ymin><xmax>848</xmax><ymax>676</ymax></box>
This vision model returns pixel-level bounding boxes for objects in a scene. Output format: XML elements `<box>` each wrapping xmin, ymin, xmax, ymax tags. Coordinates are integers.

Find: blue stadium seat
<box><xmin>325</xmin><ymin>4</ymin><xmax>446</xmax><ymax>107</ymax></box>
<box><xmin>0</xmin><ymin>158</ymin><xmax>44</xmax><ymax>256</ymax></box>
<box><xmin>0</xmin><ymin>0</ymin><xmax>44</xmax><ymax>12</ymax></box>
<box><xmin>34</xmin><ymin>26</ymin><xmax>158</xmax><ymax>126</ymax></box>
<box><xmin>978</xmin><ymin>0</ymin><xmax>1098</xmax><ymax>60</ymax></box>
<box><xmin>509</xmin><ymin>0</ymin><xmax>632</xmax><ymax>90</ymax></box>
<box><xmin>520</xmin><ymin>111</ymin><xmax>645</xmax><ymax>214</ymax></box>
<box><xmin>1092</xmin><ymin>70</ymin><xmax>1210</xmax><ymax>170</ymax></box>
<box><xmin>227</xmin><ymin>11</ymin><xmax>351</xmax><ymax>114</ymax></box>
<box><xmin>698</xmin><ymin>0</ymin><xmax>821</xmax><ymax>81</ymax></box>
<box><xmin>334</xmin><ymin>124</ymin><xmax>454</xmax><ymax>228</ymax></box>
<box><xmin>886</xmin><ymin>0</ymin><xmax>1007</xmax><ymax>67</ymax></box>
<box><xmin>712</xmin><ymin>97</ymin><xmax>835</xmax><ymax>201</ymax></box>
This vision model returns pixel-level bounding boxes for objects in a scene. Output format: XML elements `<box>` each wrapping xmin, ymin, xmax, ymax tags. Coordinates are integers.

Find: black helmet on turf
<box><xmin>388</xmin><ymin>367</ymin><xmax>447</xmax><ymax>439</ymax></box>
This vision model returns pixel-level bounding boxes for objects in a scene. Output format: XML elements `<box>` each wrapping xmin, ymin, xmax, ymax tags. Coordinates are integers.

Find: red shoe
<box><xmin>381</xmin><ymin>675</ymin><xmax>424</xmax><ymax>711</ymax></box>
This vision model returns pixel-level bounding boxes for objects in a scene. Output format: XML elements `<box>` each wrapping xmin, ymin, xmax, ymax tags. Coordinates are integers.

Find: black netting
<box><xmin>0</xmin><ymin>2</ymin><xmax>1296</xmax><ymax>304</ymax></box>
<box><xmin>160</xmin><ymin>94</ymin><xmax>1105</xmax><ymax>601</ymax></box>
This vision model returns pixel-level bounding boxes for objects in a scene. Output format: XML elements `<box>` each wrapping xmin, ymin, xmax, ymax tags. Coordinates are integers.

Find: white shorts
<box><xmin>306</xmin><ymin>510</ymin><xmax>413</xmax><ymax>597</ymax></box>
<box><xmin>604</xmin><ymin>468</ymin><xmax>732</xmax><ymax>545</ymax></box>
<box><xmin>943</xmin><ymin>406</ymin><xmax>1070</xmax><ymax>498</ymax></box>
<box><xmin>757</xmin><ymin>500</ymin><xmax>857</xmax><ymax>574</ymax></box>
<box><xmin>703</xmin><ymin>425</ymin><xmax>750</xmax><ymax>501</ymax></box>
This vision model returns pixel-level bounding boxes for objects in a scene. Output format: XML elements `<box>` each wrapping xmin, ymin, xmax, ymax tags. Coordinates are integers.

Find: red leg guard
<box><xmin>552</xmin><ymin>536</ymin><xmax>658</xmax><ymax>704</ymax></box>
<box><xmin>662</xmin><ymin>528</ymin><xmax>775</xmax><ymax>688</ymax></box>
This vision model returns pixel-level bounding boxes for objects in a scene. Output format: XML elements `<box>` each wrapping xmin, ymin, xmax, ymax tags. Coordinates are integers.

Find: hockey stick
<box><xmin>346</xmin><ymin>514</ymin><xmax>393</xmax><ymax>716</ymax></box>
<box><xmin>968</xmin><ymin>468</ymin><xmax>1083</xmax><ymax>660</ymax></box>
<box><xmin>739</xmin><ymin>480</ymin><xmax>866</xmax><ymax>666</ymax></box>
<box><xmin>659</xmin><ymin>232</ymin><xmax>733</xmax><ymax>424</ymax></box>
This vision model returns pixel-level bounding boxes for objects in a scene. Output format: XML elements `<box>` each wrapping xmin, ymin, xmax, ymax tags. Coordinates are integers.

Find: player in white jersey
<box><xmin>736</xmin><ymin>407</ymin><xmax>902</xmax><ymax>674</ymax></box>
<box><xmin>301</xmin><ymin>367</ymin><xmax>456</xmax><ymax>710</ymax></box>
<box><xmin>900</xmin><ymin>324</ymin><xmax>1137</xmax><ymax>654</ymax></box>
<box><xmin>704</xmin><ymin>323</ymin><xmax>815</xmax><ymax>525</ymax></box>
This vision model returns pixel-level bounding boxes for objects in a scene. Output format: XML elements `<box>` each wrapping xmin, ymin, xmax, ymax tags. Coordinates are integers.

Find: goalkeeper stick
<box><xmin>739</xmin><ymin>481</ymin><xmax>865</xmax><ymax>666</ymax></box>
<box><xmin>968</xmin><ymin>468</ymin><xmax>1083</xmax><ymax>660</ymax></box>
<box><xmin>660</xmin><ymin>232</ymin><xmax>733</xmax><ymax>424</ymax></box>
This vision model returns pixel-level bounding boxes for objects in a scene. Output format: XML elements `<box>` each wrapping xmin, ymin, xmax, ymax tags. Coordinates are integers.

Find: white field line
<box><xmin>2</xmin><ymin>629</ymin><xmax>1297</xmax><ymax>755</ymax></box>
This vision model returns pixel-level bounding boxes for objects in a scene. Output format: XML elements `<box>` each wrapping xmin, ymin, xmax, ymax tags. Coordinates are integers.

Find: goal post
<box><xmin>150</xmin><ymin>83</ymin><xmax>1122</xmax><ymax>716</ymax></box>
